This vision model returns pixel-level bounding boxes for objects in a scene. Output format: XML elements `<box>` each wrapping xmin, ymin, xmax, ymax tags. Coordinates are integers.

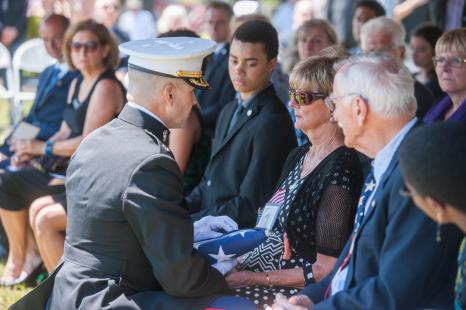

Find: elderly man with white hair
<box><xmin>359</xmin><ymin>16</ymin><xmax>435</xmax><ymax>118</ymax></box>
<box><xmin>269</xmin><ymin>54</ymin><xmax>462</xmax><ymax>310</ymax></box>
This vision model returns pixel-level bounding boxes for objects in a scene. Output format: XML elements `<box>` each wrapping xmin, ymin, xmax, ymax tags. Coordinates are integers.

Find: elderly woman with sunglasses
<box><xmin>225</xmin><ymin>55</ymin><xmax>363</xmax><ymax>309</ymax></box>
<box><xmin>424</xmin><ymin>28</ymin><xmax>466</xmax><ymax>123</ymax></box>
<box><xmin>0</xmin><ymin>19</ymin><xmax>125</xmax><ymax>286</ymax></box>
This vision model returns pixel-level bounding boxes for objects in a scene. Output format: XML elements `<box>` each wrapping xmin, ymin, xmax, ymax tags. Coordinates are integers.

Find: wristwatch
<box><xmin>44</xmin><ymin>140</ymin><xmax>55</xmax><ymax>156</ymax></box>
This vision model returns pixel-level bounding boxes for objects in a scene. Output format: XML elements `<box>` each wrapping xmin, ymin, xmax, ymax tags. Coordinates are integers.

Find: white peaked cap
<box><xmin>119</xmin><ymin>37</ymin><xmax>217</xmax><ymax>89</ymax></box>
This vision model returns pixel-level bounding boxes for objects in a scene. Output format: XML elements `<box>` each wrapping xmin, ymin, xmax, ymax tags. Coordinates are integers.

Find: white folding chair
<box><xmin>12</xmin><ymin>38</ymin><xmax>56</xmax><ymax>124</ymax></box>
<box><xmin>0</xmin><ymin>43</ymin><xmax>14</xmax><ymax>109</ymax></box>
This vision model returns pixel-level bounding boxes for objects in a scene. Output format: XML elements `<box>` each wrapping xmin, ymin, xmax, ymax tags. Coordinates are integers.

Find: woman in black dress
<box><xmin>0</xmin><ymin>20</ymin><xmax>125</xmax><ymax>285</ymax></box>
<box><xmin>225</xmin><ymin>54</ymin><xmax>363</xmax><ymax>308</ymax></box>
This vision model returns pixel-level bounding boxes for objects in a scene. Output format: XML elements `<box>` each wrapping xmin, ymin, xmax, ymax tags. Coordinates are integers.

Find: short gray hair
<box><xmin>360</xmin><ymin>16</ymin><xmax>405</xmax><ymax>49</ymax></box>
<box><xmin>334</xmin><ymin>54</ymin><xmax>416</xmax><ymax>118</ymax></box>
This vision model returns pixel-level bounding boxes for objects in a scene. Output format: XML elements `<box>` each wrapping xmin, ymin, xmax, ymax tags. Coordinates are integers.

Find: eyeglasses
<box><xmin>70</xmin><ymin>41</ymin><xmax>100</xmax><ymax>53</ymax></box>
<box><xmin>433</xmin><ymin>56</ymin><xmax>466</xmax><ymax>68</ymax></box>
<box><xmin>289</xmin><ymin>89</ymin><xmax>325</xmax><ymax>106</ymax></box>
<box><xmin>325</xmin><ymin>92</ymin><xmax>361</xmax><ymax>111</ymax></box>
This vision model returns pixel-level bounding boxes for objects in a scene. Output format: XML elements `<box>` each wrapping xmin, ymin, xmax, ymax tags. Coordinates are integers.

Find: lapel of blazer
<box><xmin>35</xmin><ymin>70</ymin><xmax>76</xmax><ymax>111</ymax></box>
<box><xmin>32</xmin><ymin>67</ymin><xmax>54</xmax><ymax>111</ymax></box>
<box><xmin>118</xmin><ymin>104</ymin><xmax>170</xmax><ymax>147</ymax></box>
<box><xmin>343</xmin><ymin>152</ymin><xmax>399</xmax><ymax>290</ymax></box>
<box><xmin>344</xmin><ymin>120</ymin><xmax>422</xmax><ymax>288</ymax></box>
<box><xmin>209</xmin><ymin>85</ymin><xmax>274</xmax><ymax>161</ymax></box>
<box><xmin>356</xmin><ymin>121</ymin><xmax>422</xmax><ymax>232</ymax></box>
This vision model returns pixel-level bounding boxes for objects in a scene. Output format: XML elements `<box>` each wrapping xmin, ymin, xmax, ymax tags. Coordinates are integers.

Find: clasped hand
<box><xmin>9</xmin><ymin>139</ymin><xmax>44</xmax><ymax>167</ymax></box>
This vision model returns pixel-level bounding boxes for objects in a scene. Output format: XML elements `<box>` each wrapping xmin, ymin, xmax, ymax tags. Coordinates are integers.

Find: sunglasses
<box><xmin>289</xmin><ymin>89</ymin><xmax>325</xmax><ymax>106</ymax></box>
<box><xmin>70</xmin><ymin>41</ymin><xmax>100</xmax><ymax>53</ymax></box>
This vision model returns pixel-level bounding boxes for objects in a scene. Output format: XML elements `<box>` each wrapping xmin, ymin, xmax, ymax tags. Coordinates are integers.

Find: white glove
<box><xmin>193</xmin><ymin>215</ymin><xmax>238</xmax><ymax>242</ymax></box>
<box><xmin>212</xmin><ymin>259</ymin><xmax>237</xmax><ymax>276</ymax></box>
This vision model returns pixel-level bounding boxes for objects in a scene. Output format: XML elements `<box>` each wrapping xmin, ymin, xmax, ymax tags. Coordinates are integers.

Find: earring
<box><xmin>329</xmin><ymin>113</ymin><xmax>337</xmax><ymax>123</ymax></box>
<box><xmin>436</xmin><ymin>213</ymin><xmax>442</xmax><ymax>243</ymax></box>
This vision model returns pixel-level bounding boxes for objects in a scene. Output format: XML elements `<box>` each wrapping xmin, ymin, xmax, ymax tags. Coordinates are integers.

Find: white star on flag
<box><xmin>208</xmin><ymin>246</ymin><xmax>236</xmax><ymax>262</ymax></box>
<box><xmin>226</xmin><ymin>229</ymin><xmax>251</xmax><ymax>238</ymax></box>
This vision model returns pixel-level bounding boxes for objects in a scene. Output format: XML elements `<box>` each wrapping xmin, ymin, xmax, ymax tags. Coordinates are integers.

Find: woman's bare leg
<box><xmin>33</xmin><ymin>204</ymin><xmax>67</xmax><ymax>272</ymax></box>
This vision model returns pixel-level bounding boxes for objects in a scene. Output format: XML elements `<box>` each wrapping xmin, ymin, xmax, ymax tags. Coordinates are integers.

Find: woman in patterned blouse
<box><xmin>225</xmin><ymin>52</ymin><xmax>363</xmax><ymax>308</ymax></box>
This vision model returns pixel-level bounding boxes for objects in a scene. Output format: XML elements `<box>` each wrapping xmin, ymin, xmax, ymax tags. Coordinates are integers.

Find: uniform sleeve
<box><xmin>191</xmin><ymin>114</ymin><xmax>297</xmax><ymax>227</ymax></box>
<box><xmin>122</xmin><ymin>154</ymin><xmax>230</xmax><ymax>297</ymax></box>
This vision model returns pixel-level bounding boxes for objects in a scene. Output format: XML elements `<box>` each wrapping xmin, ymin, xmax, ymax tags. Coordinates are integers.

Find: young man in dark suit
<box><xmin>196</xmin><ymin>1</ymin><xmax>236</xmax><ymax>139</ymax></box>
<box><xmin>11</xmin><ymin>37</ymin><xmax>257</xmax><ymax>310</ymax></box>
<box><xmin>269</xmin><ymin>55</ymin><xmax>461</xmax><ymax>310</ymax></box>
<box><xmin>186</xmin><ymin>20</ymin><xmax>297</xmax><ymax>228</ymax></box>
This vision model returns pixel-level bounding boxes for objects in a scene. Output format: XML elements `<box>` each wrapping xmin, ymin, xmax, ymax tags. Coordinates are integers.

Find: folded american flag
<box><xmin>194</xmin><ymin>228</ymin><xmax>267</xmax><ymax>264</ymax></box>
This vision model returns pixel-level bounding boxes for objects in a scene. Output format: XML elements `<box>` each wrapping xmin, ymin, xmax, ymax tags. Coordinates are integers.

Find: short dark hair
<box><xmin>231</xmin><ymin>20</ymin><xmax>278</xmax><ymax>60</ymax></box>
<box><xmin>399</xmin><ymin>122</ymin><xmax>466</xmax><ymax>212</ymax></box>
<box><xmin>354</xmin><ymin>1</ymin><xmax>386</xmax><ymax>17</ymax></box>
<box><xmin>412</xmin><ymin>24</ymin><xmax>444</xmax><ymax>50</ymax></box>
<box><xmin>206</xmin><ymin>1</ymin><xmax>233</xmax><ymax>18</ymax></box>
<box><xmin>157</xmin><ymin>28</ymin><xmax>199</xmax><ymax>38</ymax></box>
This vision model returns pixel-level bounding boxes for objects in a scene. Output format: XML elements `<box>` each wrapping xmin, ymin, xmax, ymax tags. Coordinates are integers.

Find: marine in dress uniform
<box><xmin>11</xmin><ymin>37</ymin><xmax>258</xmax><ymax>310</ymax></box>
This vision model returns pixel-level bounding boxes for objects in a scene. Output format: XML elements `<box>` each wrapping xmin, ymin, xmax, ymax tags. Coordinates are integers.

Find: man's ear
<box><xmin>267</xmin><ymin>57</ymin><xmax>278</xmax><ymax>73</ymax></box>
<box><xmin>162</xmin><ymin>82</ymin><xmax>176</xmax><ymax>106</ymax></box>
<box><xmin>353</xmin><ymin>95</ymin><xmax>368</xmax><ymax>126</ymax></box>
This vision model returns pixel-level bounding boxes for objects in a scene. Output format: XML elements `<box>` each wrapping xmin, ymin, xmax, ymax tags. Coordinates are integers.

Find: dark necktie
<box><xmin>227</xmin><ymin>103</ymin><xmax>245</xmax><ymax>135</ymax></box>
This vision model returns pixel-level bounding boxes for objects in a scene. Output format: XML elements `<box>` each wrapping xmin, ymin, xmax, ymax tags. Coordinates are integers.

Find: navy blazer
<box><xmin>24</xmin><ymin>65</ymin><xmax>78</xmax><ymax>141</ymax></box>
<box><xmin>194</xmin><ymin>43</ymin><xmax>236</xmax><ymax>138</ymax></box>
<box><xmin>301</xmin><ymin>124</ymin><xmax>462</xmax><ymax>309</ymax></box>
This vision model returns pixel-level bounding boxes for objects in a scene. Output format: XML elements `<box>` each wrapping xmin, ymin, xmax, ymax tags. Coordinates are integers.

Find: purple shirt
<box><xmin>423</xmin><ymin>96</ymin><xmax>466</xmax><ymax>123</ymax></box>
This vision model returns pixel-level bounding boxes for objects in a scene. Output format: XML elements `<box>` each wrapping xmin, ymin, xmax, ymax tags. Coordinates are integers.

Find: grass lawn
<box><xmin>0</xmin><ymin>261</ymin><xmax>31</xmax><ymax>309</ymax></box>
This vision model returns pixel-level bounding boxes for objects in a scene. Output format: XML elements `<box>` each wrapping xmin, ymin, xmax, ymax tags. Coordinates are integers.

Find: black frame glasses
<box><xmin>70</xmin><ymin>41</ymin><xmax>100</xmax><ymax>53</ymax></box>
<box><xmin>289</xmin><ymin>89</ymin><xmax>325</xmax><ymax>106</ymax></box>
